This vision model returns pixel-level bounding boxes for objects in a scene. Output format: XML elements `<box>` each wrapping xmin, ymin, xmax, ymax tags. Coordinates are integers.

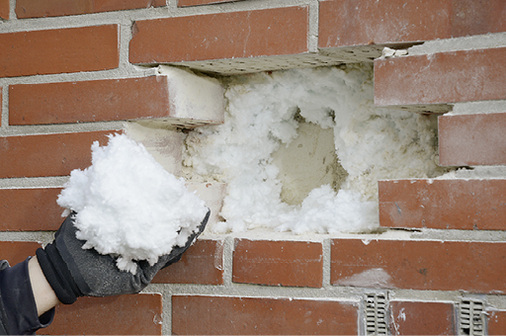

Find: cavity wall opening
<box><xmin>182</xmin><ymin>63</ymin><xmax>449</xmax><ymax>235</ymax></box>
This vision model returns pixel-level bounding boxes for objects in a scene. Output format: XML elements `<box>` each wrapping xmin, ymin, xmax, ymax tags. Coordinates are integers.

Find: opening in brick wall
<box><xmin>183</xmin><ymin>63</ymin><xmax>449</xmax><ymax>234</ymax></box>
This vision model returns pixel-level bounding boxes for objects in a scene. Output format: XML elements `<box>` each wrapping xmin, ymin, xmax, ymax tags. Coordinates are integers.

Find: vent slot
<box><xmin>365</xmin><ymin>294</ymin><xmax>388</xmax><ymax>335</ymax></box>
<box><xmin>459</xmin><ymin>300</ymin><xmax>486</xmax><ymax>336</ymax></box>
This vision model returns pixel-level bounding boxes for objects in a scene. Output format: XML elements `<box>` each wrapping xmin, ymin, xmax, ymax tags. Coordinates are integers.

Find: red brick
<box><xmin>0</xmin><ymin>241</ymin><xmax>41</xmax><ymax>265</ymax></box>
<box><xmin>439</xmin><ymin>113</ymin><xmax>506</xmax><ymax>166</ymax></box>
<box><xmin>0</xmin><ymin>25</ymin><xmax>118</xmax><ymax>78</ymax></box>
<box><xmin>0</xmin><ymin>130</ymin><xmax>115</xmax><ymax>178</ymax></box>
<box><xmin>488</xmin><ymin>310</ymin><xmax>506</xmax><ymax>335</ymax></box>
<box><xmin>319</xmin><ymin>0</ymin><xmax>506</xmax><ymax>48</ymax></box>
<box><xmin>379</xmin><ymin>179</ymin><xmax>506</xmax><ymax>230</ymax></box>
<box><xmin>16</xmin><ymin>0</ymin><xmax>166</xmax><ymax>18</ymax></box>
<box><xmin>0</xmin><ymin>188</ymin><xmax>63</xmax><ymax>231</ymax></box>
<box><xmin>374</xmin><ymin>48</ymin><xmax>506</xmax><ymax>106</ymax></box>
<box><xmin>0</xmin><ymin>0</ymin><xmax>8</xmax><ymax>20</ymax></box>
<box><xmin>233</xmin><ymin>239</ymin><xmax>323</xmax><ymax>288</ymax></box>
<box><xmin>330</xmin><ymin>239</ymin><xmax>505</xmax><ymax>293</ymax></box>
<box><xmin>9</xmin><ymin>76</ymin><xmax>172</xmax><ymax>125</ymax></box>
<box><xmin>130</xmin><ymin>6</ymin><xmax>308</xmax><ymax>64</ymax></box>
<box><xmin>0</xmin><ymin>87</ymin><xmax>2</xmax><ymax>127</ymax></box>
<box><xmin>172</xmin><ymin>295</ymin><xmax>358</xmax><ymax>335</ymax></box>
<box><xmin>390</xmin><ymin>301</ymin><xmax>455</xmax><ymax>335</ymax></box>
<box><xmin>152</xmin><ymin>239</ymin><xmax>224</xmax><ymax>285</ymax></box>
<box><xmin>178</xmin><ymin>0</ymin><xmax>242</xmax><ymax>6</ymax></box>
<box><xmin>40</xmin><ymin>294</ymin><xmax>162</xmax><ymax>335</ymax></box>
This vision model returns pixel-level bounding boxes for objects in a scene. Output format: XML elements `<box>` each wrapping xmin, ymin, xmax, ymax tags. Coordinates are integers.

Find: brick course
<box><xmin>319</xmin><ymin>0</ymin><xmax>506</xmax><ymax>48</ymax></box>
<box><xmin>172</xmin><ymin>295</ymin><xmax>358</xmax><ymax>335</ymax></box>
<box><xmin>0</xmin><ymin>25</ymin><xmax>118</xmax><ymax>78</ymax></box>
<box><xmin>0</xmin><ymin>188</ymin><xmax>63</xmax><ymax>231</ymax></box>
<box><xmin>389</xmin><ymin>301</ymin><xmax>455</xmax><ymax>335</ymax></box>
<box><xmin>0</xmin><ymin>131</ymin><xmax>115</xmax><ymax>178</ymax></box>
<box><xmin>15</xmin><ymin>0</ymin><xmax>166</xmax><ymax>18</ymax></box>
<box><xmin>331</xmin><ymin>239</ymin><xmax>505</xmax><ymax>293</ymax></box>
<box><xmin>438</xmin><ymin>113</ymin><xmax>506</xmax><ymax>166</ymax></box>
<box><xmin>152</xmin><ymin>239</ymin><xmax>224</xmax><ymax>285</ymax></box>
<box><xmin>374</xmin><ymin>48</ymin><xmax>506</xmax><ymax>106</ymax></box>
<box><xmin>379</xmin><ymin>179</ymin><xmax>506</xmax><ymax>230</ymax></box>
<box><xmin>39</xmin><ymin>294</ymin><xmax>163</xmax><ymax>335</ymax></box>
<box><xmin>0</xmin><ymin>0</ymin><xmax>8</xmax><ymax>20</ymax></box>
<box><xmin>488</xmin><ymin>310</ymin><xmax>506</xmax><ymax>335</ymax></box>
<box><xmin>9</xmin><ymin>76</ymin><xmax>172</xmax><ymax>125</ymax></box>
<box><xmin>233</xmin><ymin>239</ymin><xmax>323</xmax><ymax>288</ymax></box>
<box><xmin>0</xmin><ymin>241</ymin><xmax>41</xmax><ymax>265</ymax></box>
<box><xmin>130</xmin><ymin>6</ymin><xmax>309</xmax><ymax>64</ymax></box>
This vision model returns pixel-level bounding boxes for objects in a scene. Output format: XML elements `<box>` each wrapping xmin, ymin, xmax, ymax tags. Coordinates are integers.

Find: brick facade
<box><xmin>0</xmin><ymin>0</ymin><xmax>504</xmax><ymax>334</ymax></box>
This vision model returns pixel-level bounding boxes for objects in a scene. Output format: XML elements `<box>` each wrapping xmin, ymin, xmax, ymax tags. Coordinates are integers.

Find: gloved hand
<box><xmin>36</xmin><ymin>210</ymin><xmax>210</xmax><ymax>304</ymax></box>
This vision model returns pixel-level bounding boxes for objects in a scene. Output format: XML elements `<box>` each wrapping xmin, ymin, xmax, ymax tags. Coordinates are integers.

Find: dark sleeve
<box><xmin>0</xmin><ymin>258</ymin><xmax>55</xmax><ymax>335</ymax></box>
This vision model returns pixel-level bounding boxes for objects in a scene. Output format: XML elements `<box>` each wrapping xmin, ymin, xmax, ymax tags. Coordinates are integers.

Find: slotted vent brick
<box><xmin>459</xmin><ymin>300</ymin><xmax>486</xmax><ymax>336</ymax></box>
<box><xmin>365</xmin><ymin>294</ymin><xmax>388</xmax><ymax>335</ymax></box>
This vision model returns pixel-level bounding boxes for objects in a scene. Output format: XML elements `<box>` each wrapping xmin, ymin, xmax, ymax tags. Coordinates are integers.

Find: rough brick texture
<box><xmin>488</xmin><ymin>310</ymin><xmax>506</xmax><ymax>335</ymax></box>
<box><xmin>130</xmin><ymin>6</ymin><xmax>308</xmax><ymax>64</ymax></box>
<box><xmin>0</xmin><ymin>87</ymin><xmax>2</xmax><ymax>127</ymax></box>
<box><xmin>331</xmin><ymin>239</ymin><xmax>505</xmax><ymax>293</ymax></box>
<box><xmin>0</xmin><ymin>188</ymin><xmax>63</xmax><ymax>231</ymax></box>
<box><xmin>0</xmin><ymin>0</ymin><xmax>7</xmax><ymax>20</ymax></box>
<box><xmin>10</xmin><ymin>76</ymin><xmax>172</xmax><ymax>125</ymax></box>
<box><xmin>39</xmin><ymin>294</ymin><xmax>162</xmax><ymax>335</ymax></box>
<box><xmin>379</xmin><ymin>179</ymin><xmax>506</xmax><ymax>230</ymax></box>
<box><xmin>172</xmin><ymin>295</ymin><xmax>358</xmax><ymax>335</ymax></box>
<box><xmin>0</xmin><ymin>131</ymin><xmax>115</xmax><ymax>178</ymax></box>
<box><xmin>16</xmin><ymin>0</ymin><xmax>166</xmax><ymax>18</ymax></box>
<box><xmin>374</xmin><ymin>48</ymin><xmax>506</xmax><ymax>106</ymax></box>
<box><xmin>319</xmin><ymin>0</ymin><xmax>506</xmax><ymax>48</ymax></box>
<box><xmin>0</xmin><ymin>241</ymin><xmax>41</xmax><ymax>265</ymax></box>
<box><xmin>439</xmin><ymin>113</ymin><xmax>506</xmax><ymax>166</ymax></box>
<box><xmin>0</xmin><ymin>25</ymin><xmax>118</xmax><ymax>77</ymax></box>
<box><xmin>152</xmin><ymin>239</ymin><xmax>224</xmax><ymax>285</ymax></box>
<box><xmin>389</xmin><ymin>301</ymin><xmax>455</xmax><ymax>335</ymax></box>
<box><xmin>233</xmin><ymin>239</ymin><xmax>323</xmax><ymax>288</ymax></box>
<box><xmin>178</xmin><ymin>0</ymin><xmax>241</xmax><ymax>6</ymax></box>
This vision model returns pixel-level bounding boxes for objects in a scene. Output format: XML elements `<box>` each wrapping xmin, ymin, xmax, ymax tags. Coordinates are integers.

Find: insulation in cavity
<box><xmin>183</xmin><ymin>64</ymin><xmax>447</xmax><ymax>234</ymax></box>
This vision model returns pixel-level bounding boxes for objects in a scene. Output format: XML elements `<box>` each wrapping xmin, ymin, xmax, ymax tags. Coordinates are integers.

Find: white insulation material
<box><xmin>184</xmin><ymin>64</ymin><xmax>448</xmax><ymax>234</ymax></box>
<box><xmin>57</xmin><ymin>134</ymin><xmax>208</xmax><ymax>274</ymax></box>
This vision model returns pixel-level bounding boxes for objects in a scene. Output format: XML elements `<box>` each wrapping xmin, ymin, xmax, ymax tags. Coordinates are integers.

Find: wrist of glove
<box><xmin>37</xmin><ymin>210</ymin><xmax>210</xmax><ymax>304</ymax></box>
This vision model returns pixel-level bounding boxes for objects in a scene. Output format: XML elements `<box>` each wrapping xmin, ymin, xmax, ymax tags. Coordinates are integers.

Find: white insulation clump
<box><xmin>184</xmin><ymin>64</ymin><xmax>447</xmax><ymax>234</ymax></box>
<box><xmin>57</xmin><ymin>134</ymin><xmax>208</xmax><ymax>274</ymax></box>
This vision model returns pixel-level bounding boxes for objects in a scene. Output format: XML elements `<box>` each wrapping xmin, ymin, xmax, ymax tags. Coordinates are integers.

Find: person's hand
<box><xmin>36</xmin><ymin>210</ymin><xmax>210</xmax><ymax>304</ymax></box>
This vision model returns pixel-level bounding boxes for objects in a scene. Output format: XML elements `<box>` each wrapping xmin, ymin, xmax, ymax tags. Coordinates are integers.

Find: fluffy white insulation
<box><xmin>184</xmin><ymin>64</ymin><xmax>448</xmax><ymax>234</ymax></box>
<box><xmin>57</xmin><ymin>134</ymin><xmax>208</xmax><ymax>274</ymax></box>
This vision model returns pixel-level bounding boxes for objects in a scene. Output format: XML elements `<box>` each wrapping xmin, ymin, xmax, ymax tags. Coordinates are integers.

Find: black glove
<box><xmin>36</xmin><ymin>210</ymin><xmax>210</xmax><ymax>304</ymax></box>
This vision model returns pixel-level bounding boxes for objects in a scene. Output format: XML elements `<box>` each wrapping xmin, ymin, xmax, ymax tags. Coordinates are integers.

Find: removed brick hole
<box><xmin>459</xmin><ymin>299</ymin><xmax>486</xmax><ymax>336</ymax></box>
<box><xmin>364</xmin><ymin>293</ymin><xmax>388</xmax><ymax>335</ymax></box>
<box><xmin>184</xmin><ymin>64</ymin><xmax>450</xmax><ymax>234</ymax></box>
<box><xmin>271</xmin><ymin>112</ymin><xmax>348</xmax><ymax>205</ymax></box>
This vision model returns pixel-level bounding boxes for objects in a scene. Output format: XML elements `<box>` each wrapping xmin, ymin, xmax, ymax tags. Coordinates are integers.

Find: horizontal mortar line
<box><xmin>208</xmin><ymin>229</ymin><xmax>506</xmax><ymax>243</ymax></box>
<box><xmin>145</xmin><ymin>283</ymin><xmax>506</xmax><ymax>308</ymax></box>
<box><xmin>407</xmin><ymin>32</ymin><xmax>506</xmax><ymax>55</ymax></box>
<box><xmin>390</xmin><ymin>289</ymin><xmax>506</xmax><ymax>305</ymax></box>
<box><xmin>0</xmin><ymin>176</ymin><xmax>68</xmax><ymax>189</ymax></box>
<box><xmin>0</xmin><ymin>66</ymin><xmax>159</xmax><ymax>86</ymax></box>
<box><xmin>1</xmin><ymin>0</ymin><xmax>314</xmax><ymax>34</ymax></box>
<box><xmin>145</xmin><ymin>283</ymin><xmax>364</xmax><ymax>302</ymax></box>
<box><xmin>0</xmin><ymin>122</ymin><xmax>126</xmax><ymax>137</ymax></box>
<box><xmin>0</xmin><ymin>231</ymin><xmax>55</xmax><ymax>243</ymax></box>
<box><xmin>449</xmin><ymin>100</ymin><xmax>506</xmax><ymax>115</ymax></box>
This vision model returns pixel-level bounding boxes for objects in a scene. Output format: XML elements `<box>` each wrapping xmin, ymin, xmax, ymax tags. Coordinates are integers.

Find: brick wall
<box><xmin>1</xmin><ymin>0</ymin><xmax>505</xmax><ymax>335</ymax></box>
